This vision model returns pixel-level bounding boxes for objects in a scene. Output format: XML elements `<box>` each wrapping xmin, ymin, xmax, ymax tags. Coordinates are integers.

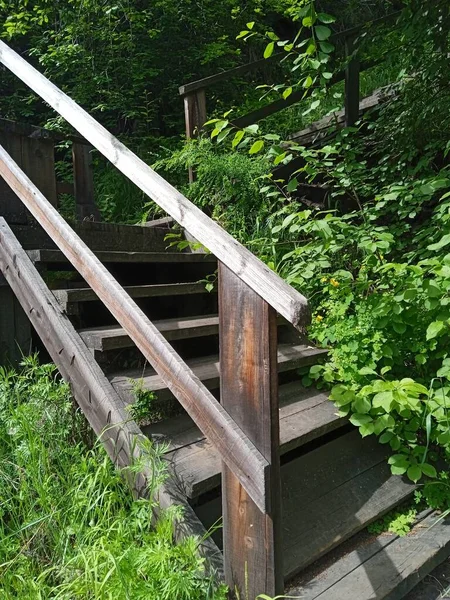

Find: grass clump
<box><xmin>0</xmin><ymin>355</ymin><xmax>226</xmax><ymax>600</ymax></box>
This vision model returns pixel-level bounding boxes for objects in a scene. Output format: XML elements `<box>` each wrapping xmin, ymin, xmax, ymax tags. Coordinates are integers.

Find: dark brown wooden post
<box><xmin>72</xmin><ymin>143</ymin><xmax>100</xmax><ymax>221</ymax></box>
<box><xmin>218</xmin><ymin>262</ymin><xmax>283</xmax><ymax>599</ymax></box>
<box><xmin>183</xmin><ymin>89</ymin><xmax>207</xmax><ymax>183</ymax></box>
<box><xmin>344</xmin><ymin>34</ymin><xmax>360</xmax><ymax>127</ymax></box>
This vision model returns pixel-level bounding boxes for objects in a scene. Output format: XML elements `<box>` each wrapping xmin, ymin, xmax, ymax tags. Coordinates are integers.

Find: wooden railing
<box><xmin>0</xmin><ymin>40</ymin><xmax>310</xmax><ymax>598</ymax></box>
<box><xmin>179</xmin><ymin>10</ymin><xmax>402</xmax><ymax>153</ymax></box>
<box><xmin>0</xmin><ymin>118</ymin><xmax>100</xmax><ymax>221</ymax></box>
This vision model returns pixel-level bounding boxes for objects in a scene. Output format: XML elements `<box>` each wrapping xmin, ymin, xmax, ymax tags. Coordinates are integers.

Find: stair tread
<box><xmin>28</xmin><ymin>249</ymin><xmax>217</xmax><ymax>263</ymax></box>
<box><xmin>144</xmin><ymin>381</ymin><xmax>345</xmax><ymax>498</ymax></box>
<box><xmin>194</xmin><ymin>430</ymin><xmax>415</xmax><ymax>578</ymax></box>
<box><xmin>110</xmin><ymin>344</ymin><xmax>328</xmax><ymax>399</ymax></box>
<box><xmin>288</xmin><ymin>511</ymin><xmax>450</xmax><ymax>599</ymax></box>
<box><xmin>79</xmin><ymin>315</ymin><xmax>220</xmax><ymax>350</ymax></box>
<box><xmin>53</xmin><ymin>282</ymin><xmax>209</xmax><ymax>305</ymax></box>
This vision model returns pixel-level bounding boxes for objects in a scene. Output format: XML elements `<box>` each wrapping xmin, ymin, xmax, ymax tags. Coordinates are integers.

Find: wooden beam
<box><xmin>0</xmin><ymin>217</ymin><xmax>223</xmax><ymax>575</ymax></box>
<box><xmin>219</xmin><ymin>262</ymin><xmax>283</xmax><ymax>598</ymax></box>
<box><xmin>0</xmin><ymin>117</ymin><xmax>90</xmax><ymax>145</ymax></box>
<box><xmin>183</xmin><ymin>89</ymin><xmax>207</xmax><ymax>183</ymax></box>
<box><xmin>72</xmin><ymin>143</ymin><xmax>101</xmax><ymax>221</ymax></box>
<box><xmin>0</xmin><ymin>145</ymin><xmax>270</xmax><ymax>512</ymax></box>
<box><xmin>0</xmin><ymin>40</ymin><xmax>309</xmax><ymax>329</ymax></box>
<box><xmin>345</xmin><ymin>35</ymin><xmax>360</xmax><ymax>127</ymax></box>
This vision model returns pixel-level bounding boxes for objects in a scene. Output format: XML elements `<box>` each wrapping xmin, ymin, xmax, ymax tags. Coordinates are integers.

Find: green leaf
<box><xmin>317</xmin><ymin>13</ymin><xmax>336</xmax><ymax>24</ymax></box>
<box><xmin>426</xmin><ymin>320</ymin><xmax>445</xmax><ymax>340</ymax></box>
<box><xmin>283</xmin><ymin>86</ymin><xmax>293</xmax><ymax>99</ymax></box>
<box><xmin>359</xmin><ymin>422</ymin><xmax>375</xmax><ymax>437</ymax></box>
<box><xmin>320</xmin><ymin>41</ymin><xmax>335</xmax><ymax>53</ymax></box>
<box><xmin>359</xmin><ymin>366</ymin><xmax>377</xmax><ymax>376</ymax></box>
<box><xmin>286</xmin><ymin>178</ymin><xmax>298</xmax><ymax>193</ymax></box>
<box><xmin>244</xmin><ymin>124</ymin><xmax>259</xmax><ymax>135</ymax></box>
<box><xmin>314</xmin><ymin>25</ymin><xmax>331</xmax><ymax>40</ymax></box>
<box><xmin>231</xmin><ymin>130</ymin><xmax>245</xmax><ymax>149</ymax></box>
<box><xmin>372</xmin><ymin>391</ymin><xmax>393</xmax><ymax>412</ymax></box>
<box><xmin>264</xmin><ymin>42</ymin><xmax>275</xmax><ymax>59</ymax></box>
<box><xmin>420</xmin><ymin>463</ymin><xmax>437</xmax><ymax>478</ymax></box>
<box><xmin>217</xmin><ymin>127</ymin><xmax>232</xmax><ymax>142</ymax></box>
<box><xmin>428</xmin><ymin>234</ymin><xmax>450</xmax><ymax>251</ymax></box>
<box><xmin>349</xmin><ymin>413</ymin><xmax>372</xmax><ymax>427</ymax></box>
<box><xmin>249</xmin><ymin>140</ymin><xmax>264</xmax><ymax>155</ymax></box>
<box><xmin>353</xmin><ymin>396</ymin><xmax>371</xmax><ymax>414</ymax></box>
<box><xmin>407</xmin><ymin>464</ymin><xmax>422</xmax><ymax>483</ymax></box>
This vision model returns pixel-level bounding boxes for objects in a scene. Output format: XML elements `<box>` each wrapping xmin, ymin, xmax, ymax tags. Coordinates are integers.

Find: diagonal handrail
<box><xmin>0</xmin><ymin>143</ymin><xmax>270</xmax><ymax>512</ymax></box>
<box><xmin>0</xmin><ymin>40</ymin><xmax>309</xmax><ymax>329</ymax></box>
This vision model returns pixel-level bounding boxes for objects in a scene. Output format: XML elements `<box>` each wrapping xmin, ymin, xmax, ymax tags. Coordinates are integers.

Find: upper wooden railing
<box><xmin>179</xmin><ymin>10</ymin><xmax>402</xmax><ymax>157</ymax></box>
<box><xmin>0</xmin><ymin>40</ymin><xmax>309</xmax><ymax>597</ymax></box>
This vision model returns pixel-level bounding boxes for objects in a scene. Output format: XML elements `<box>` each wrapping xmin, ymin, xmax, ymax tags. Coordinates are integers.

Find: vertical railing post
<box><xmin>344</xmin><ymin>33</ymin><xmax>360</xmax><ymax>127</ymax></box>
<box><xmin>218</xmin><ymin>262</ymin><xmax>283</xmax><ymax>599</ymax></box>
<box><xmin>183</xmin><ymin>89</ymin><xmax>207</xmax><ymax>183</ymax></box>
<box><xmin>72</xmin><ymin>142</ymin><xmax>101</xmax><ymax>221</ymax></box>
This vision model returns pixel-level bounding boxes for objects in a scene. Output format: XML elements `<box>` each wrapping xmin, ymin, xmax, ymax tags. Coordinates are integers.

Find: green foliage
<box><xmin>0</xmin><ymin>356</ymin><xmax>226</xmax><ymax>599</ymax></box>
<box><xmin>195</xmin><ymin>1</ymin><xmax>450</xmax><ymax>493</ymax></box>
<box><xmin>367</xmin><ymin>505</ymin><xmax>417</xmax><ymax>537</ymax></box>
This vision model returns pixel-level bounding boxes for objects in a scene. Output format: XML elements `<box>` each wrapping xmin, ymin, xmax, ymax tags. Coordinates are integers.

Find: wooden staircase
<box><xmin>1</xmin><ymin>39</ymin><xmax>450</xmax><ymax>600</ymax></box>
<box><xmin>20</xmin><ymin>235</ymin><xmax>444</xmax><ymax>589</ymax></box>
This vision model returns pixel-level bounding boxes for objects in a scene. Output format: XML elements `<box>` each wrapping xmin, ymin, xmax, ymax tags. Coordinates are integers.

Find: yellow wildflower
<box><xmin>330</xmin><ymin>278</ymin><xmax>339</xmax><ymax>287</ymax></box>
<box><xmin>316</xmin><ymin>315</ymin><xmax>324</xmax><ymax>322</ymax></box>
<box><xmin>321</xmin><ymin>277</ymin><xmax>328</xmax><ymax>283</ymax></box>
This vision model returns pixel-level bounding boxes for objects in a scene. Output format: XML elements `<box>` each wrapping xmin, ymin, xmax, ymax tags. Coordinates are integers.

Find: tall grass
<box><xmin>0</xmin><ymin>356</ymin><xmax>226</xmax><ymax>599</ymax></box>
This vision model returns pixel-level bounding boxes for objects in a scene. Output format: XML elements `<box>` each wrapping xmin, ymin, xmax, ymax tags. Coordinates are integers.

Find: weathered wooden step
<box><xmin>28</xmin><ymin>249</ymin><xmax>217</xmax><ymax>264</ymax></box>
<box><xmin>144</xmin><ymin>382</ymin><xmax>345</xmax><ymax>498</ymax></box>
<box><xmin>194</xmin><ymin>430</ymin><xmax>415</xmax><ymax>580</ymax></box>
<box><xmin>288</xmin><ymin>511</ymin><xmax>450</xmax><ymax>599</ymax></box>
<box><xmin>53</xmin><ymin>282</ymin><xmax>209</xmax><ymax>313</ymax></box>
<box><xmin>79</xmin><ymin>315</ymin><xmax>220</xmax><ymax>351</ymax></box>
<box><xmin>110</xmin><ymin>344</ymin><xmax>328</xmax><ymax>403</ymax></box>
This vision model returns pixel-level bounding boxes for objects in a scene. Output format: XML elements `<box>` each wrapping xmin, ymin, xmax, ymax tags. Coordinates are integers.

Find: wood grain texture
<box><xmin>72</xmin><ymin>143</ymin><xmax>100</xmax><ymax>221</ymax></box>
<box><xmin>290</xmin><ymin>512</ymin><xmax>450</xmax><ymax>600</ymax></box>
<box><xmin>27</xmin><ymin>249</ymin><xmax>217</xmax><ymax>264</ymax></box>
<box><xmin>0</xmin><ymin>40</ymin><xmax>309</xmax><ymax>328</ymax></box>
<box><xmin>112</xmin><ymin>344</ymin><xmax>329</xmax><ymax>403</ymax></box>
<box><xmin>0</xmin><ymin>218</ymin><xmax>223</xmax><ymax>576</ymax></box>
<box><xmin>144</xmin><ymin>383</ymin><xmax>344</xmax><ymax>499</ymax></box>
<box><xmin>0</xmin><ymin>148</ymin><xmax>269</xmax><ymax>512</ymax></box>
<box><xmin>219</xmin><ymin>262</ymin><xmax>283</xmax><ymax>598</ymax></box>
<box><xmin>79</xmin><ymin>315</ymin><xmax>220</xmax><ymax>351</ymax></box>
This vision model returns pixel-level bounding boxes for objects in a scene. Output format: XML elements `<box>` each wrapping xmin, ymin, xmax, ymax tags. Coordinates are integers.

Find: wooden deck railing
<box><xmin>179</xmin><ymin>10</ymin><xmax>402</xmax><ymax>153</ymax></box>
<box><xmin>0</xmin><ymin>40</ymin><xmax>310</xmax><ymax>597</ymax></box>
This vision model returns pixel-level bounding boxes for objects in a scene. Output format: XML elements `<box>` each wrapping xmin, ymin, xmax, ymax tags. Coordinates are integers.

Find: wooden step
<box><xmin>288</xmin><ymin>511</ymin><xmax>450</xmax><ymax>599</ymax></box>
<box><xmin>28</xmin><ymin>249</ymin><xmax>217</xmax><ymax>264</ymax></box>
<box><xmin>79</xmin><ymin>315</ymin><xmax>220</xmax><ymax>351</ymax></box>
<box><xmin>194</xmin><ymin>430</ymin><xmax>415</xmax><ymax>580</ymax></box>
<box><xmin>110</xmin><ymin>344</ymin><xmax>328</xmax><ymax>403</ymax></box>
<box><xmin>144</xmin><ymin>382</ymin><xmax>345</xmax><ymax>498</ymax></box>
<box><xmin>53</xmin><ymin>282</ymin><xmax>210</xmax><ymax>313</ymax></box>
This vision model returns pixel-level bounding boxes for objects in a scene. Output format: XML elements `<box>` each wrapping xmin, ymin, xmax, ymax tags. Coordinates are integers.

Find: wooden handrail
<box><xmin>0</xmin><ymin>143</ymin><xmax>270</xmax><ymax>512</ymax></box>
<box><xmin>178</xmin><ymin>11</ymin><xmax>402</xmax><ymax>97</ymax></box>
<box><xmin>0</xmin><ymin>40</ymin><xmax>308</xmax><ymax>328</ymax></box>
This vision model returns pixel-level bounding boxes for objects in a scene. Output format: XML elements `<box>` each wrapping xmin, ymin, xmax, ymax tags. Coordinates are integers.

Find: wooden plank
<box><xmin>72</xmin><ymin>143</ymin><xmax>100</xmax><ymax>221</ymax></box>
<box><xmin>0</xmin><ymin>41</ymin><xmax>309</xmax><ymax>328</ymax></box>
<box><xmin>54</xmin><ymin>283</ymin><xmax>209</xmax><ymax>314</ymax></box>
<box><xmin>218</xmin><ymin>262</ymin><xmax>283</xmax><ymax>597</ymax></box>
<box><xmin>20</xmin><ymin>136</ymin><xmax>57</xmax><ymax>208</ymax></box>
<box><xmin>145</xmin><ymin>383</ymin><xmax>344</xmax><ymax>499</ymax></box>
<box><xmin>0</xmin><ymin>149</ymin><xmax>270</xmax><ymax>513</ymax></box>
<box><xmin>143</xmin><ymin>216</ymin><xmax>174</xmax><ymax>228</ymax></box>
<box><xmin>292</xmin><ymin>512</ymin><xmax>450</xmax><ymax>599</ymax></box>
<box><xmin>79</xmin><ymin>314</ymin><xmax>220</xmax><ymax>351</ymax></box>
<box><xmin>112</xmin><ymin>344</ymin><xmax>329</xmax><ymax>403</ymax></box>
<box><xmin>345</xmin><ymin>35</ymin><xmax>361</xmax><ymax>127</ymax></box>
<box><xmin>0</xmin><ymin>117</ymin><xmax>89</xmax><ymax>145</ymax></box>
<box><xmin>0</xmin><ymin>217</ymin><xmax>223</xmax><ymax>575</ymax></box>
<box><xmin>28</xmin><ymin>249</ymin><xmax>217</xmax><ymax>264</ymax></box>
<box><xmin>57</xmin><ymin>181</ymin><xmax>75</xmax><ymax>196</ymax></box>
<box><xmin>0</xmin><ymin>131</ymin><xmax>28</xmax><ymax>224</ymax></box>
<box><xmin>194</xmin><ymin>430</ymin><xmax>415</xmax><ymax>580</ymax></box>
